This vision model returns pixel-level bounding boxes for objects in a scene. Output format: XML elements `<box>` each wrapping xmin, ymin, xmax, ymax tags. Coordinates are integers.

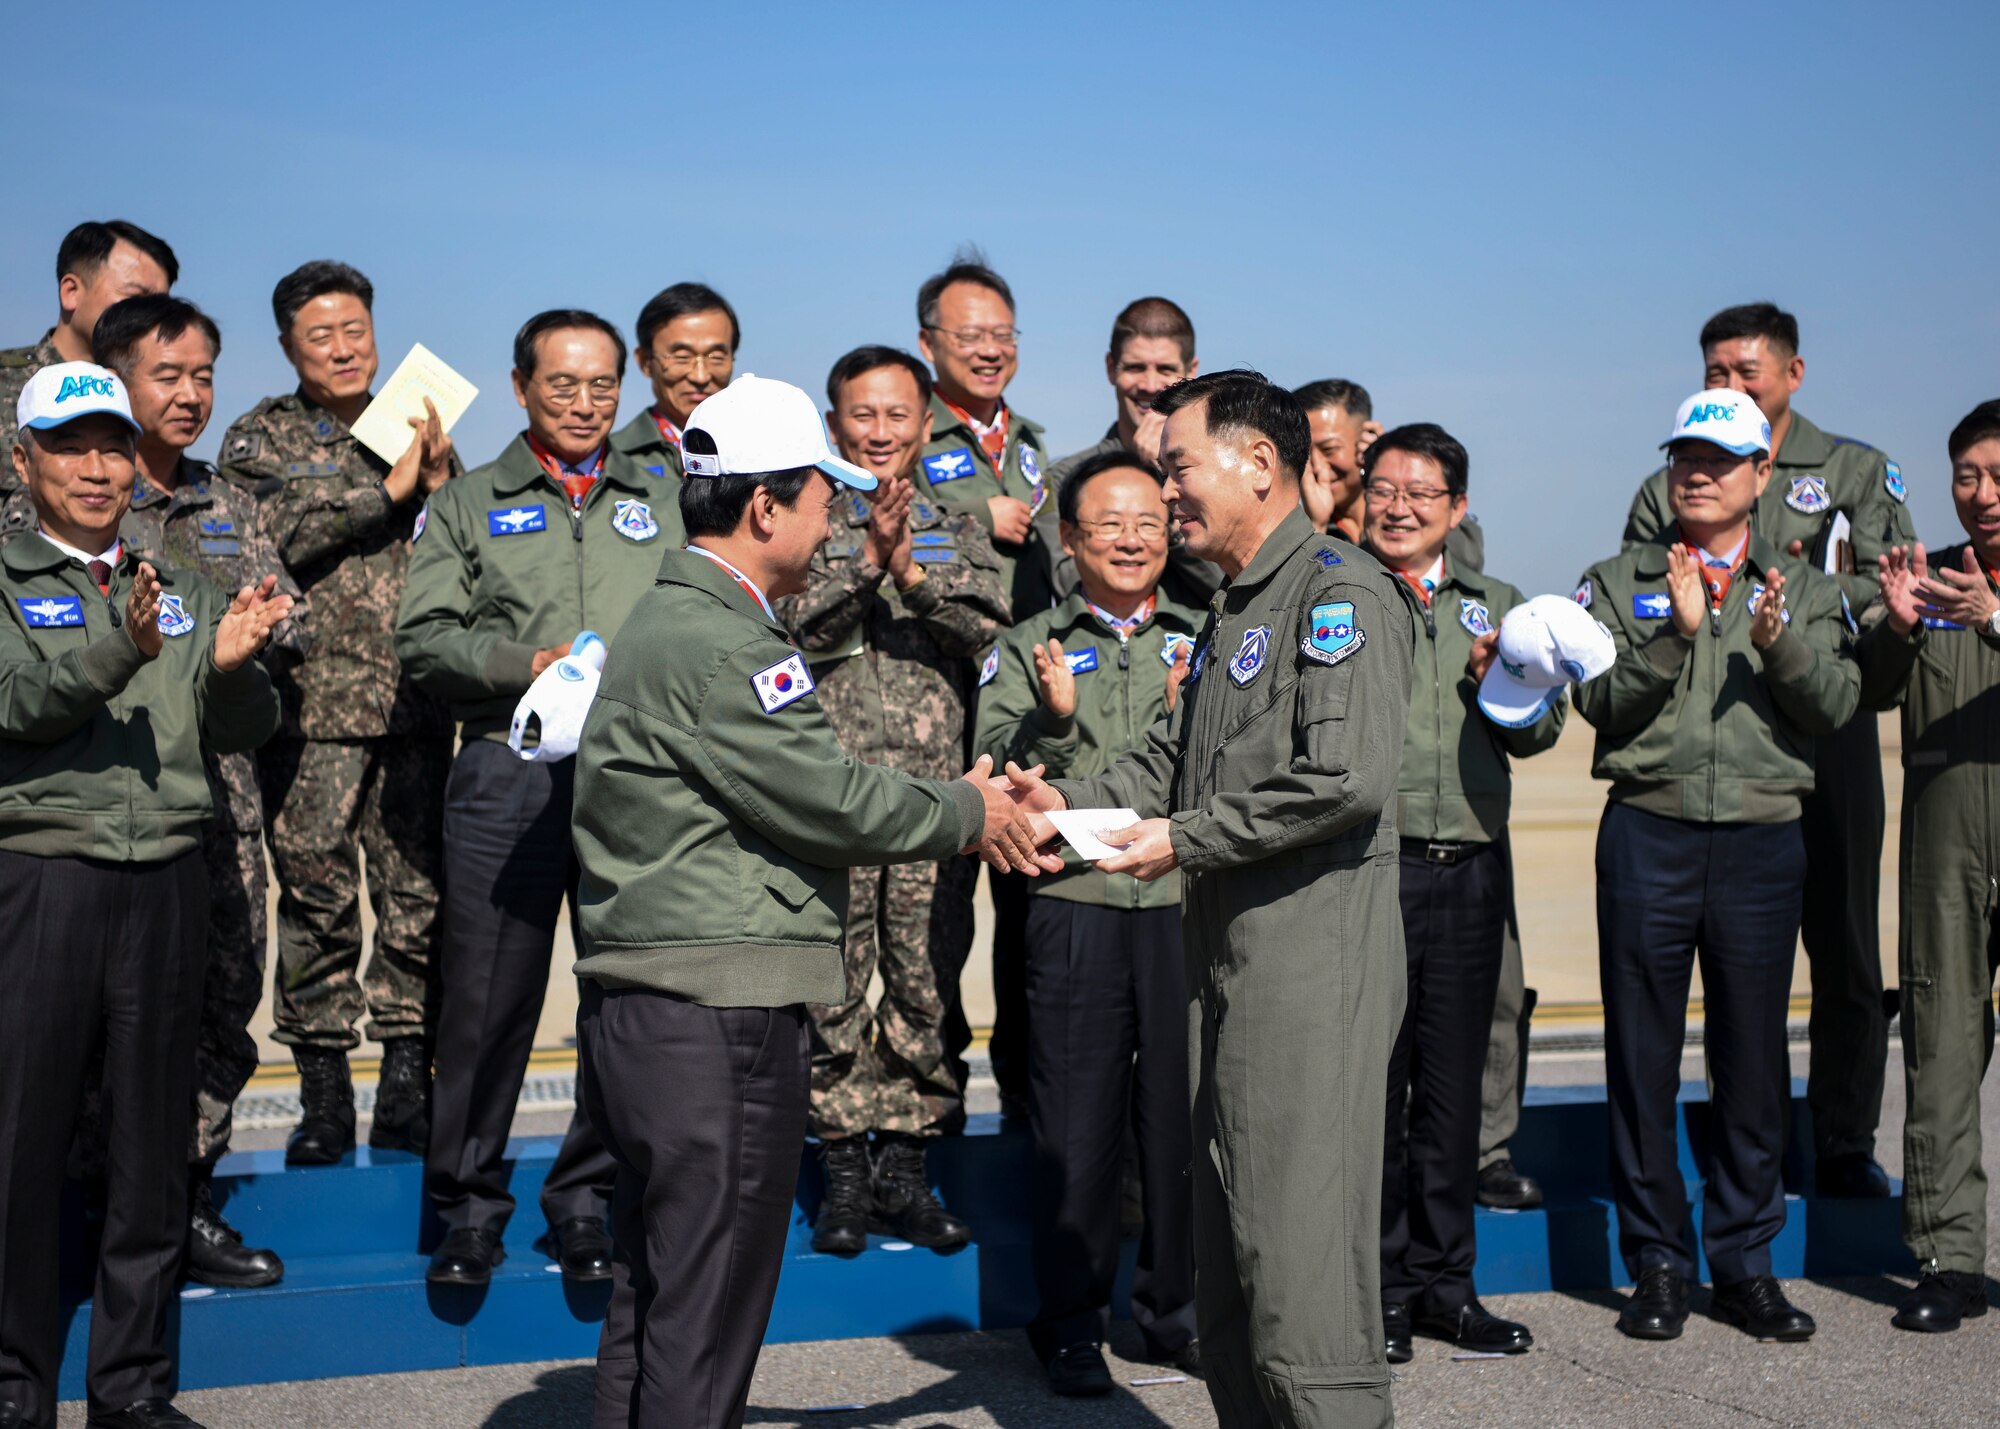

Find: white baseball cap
<box><xmin>15</xmin><ymin>361</ymin><xmax>141</xmax><ymax>438</ymax></box>
<box><xmin>509</xmin><ymin>631</ymin><xmax>608</xmax><ymax>762</ymax></box>
<box><xmin>1477</xmin><ymin>593</ymin><xmax>1617</xmax><ymax>728</ymax></box>
<box><xmin>1660</xmin><ymin>389</ymin><xmax>1771</xmax><ymax>457</ymax></box>
<box><xmin>681</xmin><ymin>374</ymin><xmax>877</xmax><ymax>491</ymax></box>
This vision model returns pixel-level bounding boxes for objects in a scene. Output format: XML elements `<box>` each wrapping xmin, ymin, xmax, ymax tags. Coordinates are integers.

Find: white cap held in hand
<box><xmin>1477</xmin><ymin>594</ymin><xmax>1617</xmax><ymax>729</ymax></box>
<box><xmin>509</xmin><ymin>630</ymin><xmax>608</xmax><ymax>762</ymax></box>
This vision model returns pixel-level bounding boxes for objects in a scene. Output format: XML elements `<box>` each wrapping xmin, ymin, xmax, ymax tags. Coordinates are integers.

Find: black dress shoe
<box><xmin>426</xmin><ymin>1226</ymin><xmax>503</xmax><ymax>1286</ymax></box>
<box><xmin>1815</xmin><ymin>1152</ymin><xmax>1891</xmax><ymax>1199</ymax></box>
<box><xmin>1414</xmin><ymin>1297</ymin><xmax>1533</xmax><ymax>1354</ymax></box>
<box><xmin>0</xmin><ymin>1396</ymin><xmax>35</xmax><ymax>1429</ymax></box>
<box><xmin>1617</xmin><ymin>1266</ymin><xmax>1690</xmax><ymax>1340</ymax></box>
<box><xmin>538</xmin><ymin>1217</ymin><xmax>613</xmax><ymax>1283</ymax></box>
<box><xmin>1892</xmin><ymin>1270</ymin><xmax>1988</xmax><ymax>1333</ymax></box>
<box><xmin>1382</xmin><ymin>1301</ymin><xmax>1413</xmax><ymax>1363</ymax></box>
<box><xmin>1475</xmin><ymin>1157</ymin><xmax>1545</xmax><ymax>1210</ymax></box>
<box><xmin>88</xmin><ymin>1399</ymin><xmax>207</xmax><ymax>1427</ymax></box>
<box><xmin>1712</xmin><ymin>1275</ymin><xmax>1815</xmax><ymax>1341</ymax></box>
<box><xmin>186</xmin><ymin>1177</ymin><xmax>284</xmax><ymax>1289</ymax></box>
<box><xmin>1044</xmin><ymin>1343</ymin><xmax>1113</xmax><ymax>1397</ymax></box>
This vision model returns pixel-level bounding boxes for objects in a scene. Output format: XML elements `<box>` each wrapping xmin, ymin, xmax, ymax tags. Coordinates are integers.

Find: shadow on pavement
<box><xmin>482</xmin><ymin>1364</ymin><xmax>594</xmax><ymax>1426</ymax></box>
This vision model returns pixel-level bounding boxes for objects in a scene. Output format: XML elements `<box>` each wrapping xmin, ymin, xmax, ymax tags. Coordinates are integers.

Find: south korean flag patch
<box><xmin>156</xmin><ymin>593</ymin><xmax>196</xmax><ymax>638</ymax></box>
<box><xmin>752</xmin><ymin>652</ymin><xmax>816</xmax><ymax>713</ymax></box>
<box><xmin>1573</xmin><ymin>578</ymin><xmax>1593</xmax><ymax>609</ymax></box>
<box><xmin>612</xmin><ymin>499</ymin><xmax>660</xmax><ymax>543</ymax></box>
<box><xmin>411</xmin><ymin>501</ymin><xmax>429</xmax><ymax>544</ymax></box>
<box><xmin>978</xmin><ymin>647</ymin><xmax>1000</xmax><ymax>688</ymax></box>
<box><xmin>1785</xmin><ymin>475</ymin><xmax>1831</xmax><ymax>515</ymax></box>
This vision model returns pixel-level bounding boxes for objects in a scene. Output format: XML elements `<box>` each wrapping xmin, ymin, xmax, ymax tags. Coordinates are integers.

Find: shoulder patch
<box><xmin>751</xmin><ymin>652</ymin><xmax>816</xmax><ymax>713</ymax></box>
<box><xmin>223</xmin><ymin>430</ymin><xmax>263</xmax><ymax>465</ymax></box>
<box><xmin>1228</xmin><ymin>626</ymin><xmax>1271</xmax><ymax>685</ymax></box>
<box><xmin>1840</xmin><ymin>591</ymin><xmax>1858</xmax><ymax>634</ymax></box>
<box><xmin>412</xmin><ymin>501</ymin><xmax>429</xmax><ymax>544</ymax></box>
<box><xmin>922</xmin><ymin>447</ymin><xmax>977</xmax><ymax>484</ymax></box>
<box><xmin>1885</xmin><ymin>460</ymin><xmax>1906</xmax><ymax>504</ymax></box>
<box><xmin>1301</xmin><ymin>602</ymin><xmax>1364</xmax><ymax>667</ymax></box>
<box><xmin>1313</xmin><ymin>547</ymin><xmax>1343</xmax><ymax>568</ymax></box>
<box><xmin>979</xmin><ymin>647</ymin><xmax>1000</xmax><ymax>687</ymax></box>
<box><xmin>911</xmin><ymin>497</ymin><xmax>940</xmax><ymax>525</ymax></box>
<box><xmin>1574</xmin><ymin>578</ymin><xmax>1593</xmax><ymax>609</ymax></box>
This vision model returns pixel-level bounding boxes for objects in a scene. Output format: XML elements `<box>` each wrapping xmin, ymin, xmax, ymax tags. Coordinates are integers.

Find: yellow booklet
<box><xmin>351</xmin><ymin>343</ymin><xmax>479</xmax><ymax>465</ymax></box>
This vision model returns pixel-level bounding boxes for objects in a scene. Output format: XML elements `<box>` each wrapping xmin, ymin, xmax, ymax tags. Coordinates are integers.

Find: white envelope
<box><xmin>1046</xmin><ymin>808</ymin><xmax>1143</xmax><ymax>861</ymax></box>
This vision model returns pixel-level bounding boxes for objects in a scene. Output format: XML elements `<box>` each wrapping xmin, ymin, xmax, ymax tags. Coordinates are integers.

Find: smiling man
<box><xmin>610</xmin><ymin>281</ymin><xmax>739</xmax><ymax>482</ymax></box>
<box><xmin>1003</xmin><ymin>370</ymin><xmax>1415</xmax><ymax>1429</ymax></box>
<box><xmin>398</xmin><ymin>309</ymin><xmax>677</xmax><ymax>1290</ymax></box>
<box><xmin>776</xmin><ymin>346</ymin><xmax>1010</xmax><ymax>1257</ymax></box>
<box><xmin>0</xmin><ymin>362</ymin><xmax>286</xmax><ymax>1429</ymax></box>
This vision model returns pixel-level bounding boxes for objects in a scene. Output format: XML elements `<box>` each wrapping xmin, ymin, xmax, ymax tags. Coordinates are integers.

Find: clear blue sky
<box><xmin>6</xmin><ymin>1</ymin><xmax>1994</xmax><ymax>588</ymax></box>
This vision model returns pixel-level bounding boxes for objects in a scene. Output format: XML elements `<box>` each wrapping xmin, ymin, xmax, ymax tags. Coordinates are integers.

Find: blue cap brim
<box><xmin>816</xmin><ymin>456</ymin><xmax>878</xmax><ymax>492</ymax></box>
<box><xmin>24</xmin><ymin>408</ymin><xmax>142</xmax><ymax>436</ymax></box>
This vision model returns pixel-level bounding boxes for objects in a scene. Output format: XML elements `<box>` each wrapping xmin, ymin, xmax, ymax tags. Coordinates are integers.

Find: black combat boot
<box><xmin>186</xmin><ymin>1173</ymin><xmax>284</xmax><ymax>1288</ymax></box>
<box><xmin>811</xmin><ymin>1137</ymin><xmax>873</xmax><ymax>1257</ymax></box>
<box><xmin>286</xmin><ymin>1046</ymin><xmax>356</xmax><ymax>1166</ymax></box>
<box><xmin>870</xmin><ymin>1133</ymin><xmax>971</xmax><ymax>1250</ymax></box>
<box><xmin>369</xmin><ymin>1036</ymin><xmax>432</xmax><ymax>1154</ymax></box>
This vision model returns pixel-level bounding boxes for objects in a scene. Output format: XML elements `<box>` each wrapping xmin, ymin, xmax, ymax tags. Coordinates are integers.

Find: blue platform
<box><xmin>56</xmin><ymin>1079</ymin><xmax>1909</xmax><ymax>1398</ymax></box>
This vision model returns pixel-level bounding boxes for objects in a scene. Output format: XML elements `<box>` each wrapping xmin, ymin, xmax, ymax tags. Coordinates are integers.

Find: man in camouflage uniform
<box><xmin>777</xmin><ymin>346</ymin><xmax>1011</xmax><ymax>1256</ymax></box>
<box><xmin>0</xmin><ymin>219</ymin><xmax>178</xmax><ymax>458</ymax></box>
<box><xmin>219</xmin><ymin>260</ymin><xmax>455</xmax><ymax>1166</ymax></box>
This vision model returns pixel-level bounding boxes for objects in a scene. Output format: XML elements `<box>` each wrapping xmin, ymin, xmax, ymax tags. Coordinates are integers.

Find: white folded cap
<box><xmin>15</xmin><ymin>361</ymin><xmax>141</xmax><ymax>437</ymax></box>
<box><xmin>1477</xmin><ymin>594</ymin><xmax>1617</xmax><ymax>728</ymax></box>
<box><xmin>681</xmin><ymin>373</ymin><xmax>877</xmax><ymax>491</ymax></box>
<box><xmin>509</xmin><ymin>631</ymin><xmax>608</xmax><ymax>762</ymax></box>
<box><xmin>1660</xmin><ymin>389</ymin><xmax>1771</xmax><ymax>456</ymax></box>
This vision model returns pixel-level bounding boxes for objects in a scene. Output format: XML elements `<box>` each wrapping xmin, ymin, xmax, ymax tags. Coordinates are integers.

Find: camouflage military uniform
<box><xmin>776</xmin><ymin>491</ymin><xmax>1011</xmax><ymax>1139</ymax></box>
<box><xmin>0</xmin><ymin>331</ymin><xmax>63</xmax><ymax>465</ymax></box>
<box><xmin>219</xmin><ymin>390</ymin><xmax>452</xmax><ymax>1052</ymax></box>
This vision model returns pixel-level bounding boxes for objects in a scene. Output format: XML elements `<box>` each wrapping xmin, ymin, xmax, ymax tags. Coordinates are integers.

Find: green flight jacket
<box><xmin>571</xmin><ymin>547</ymin><xmax>989</xmax><ymax>1007</ymax></box>
<box><xmin>1623</xmin><ymin>409</ymin><xmax>1916</xmax><ymax>608</ymax></box>
<box><xmin>1572</xmin><ymin>530</ymin><xmax>1860</xmax><ymax>823</ymax></box>
<box><xmin>395</xmin><ymin>436</ymin><xmax>686</xmax><ymax>741</ymax></box>
<box><xmin>0</xmin><ymin>534</ymin><xmax>280</xmax><ymax>860</ymax></box>
<box><xmin>913</xmin><ymin>394</ymin><xmax>1056</xmax><ymax>618</ymax></box>
<box><xmin>1388</xmin><ymin>558</ymin><xmax>1564</xmax><ymax>842</ymax></box>
<box><xmin>608</xmin><ymin>407</ymin><xmax>686</xmax><ymax>482</ymax></box>
<box><xmin>1856</xmin><ymin>546</ymin><xmax>2000</xmax><ymax>851</ymax></box>
<box><xmin>974</xmin><ymin>589</ymin><xmax>1204</xmax><ymax>908</ymax></box>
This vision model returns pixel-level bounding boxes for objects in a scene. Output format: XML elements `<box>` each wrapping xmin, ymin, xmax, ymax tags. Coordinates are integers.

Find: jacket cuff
<box><xmin>1757</xmin><ymin>626</ymin><xmax>1815</xmax><ymax>684</ymax></box>
<box><xmin>79</xmin><ymin>624</ymin><xmax>147</xmax><ymax>695</ymax></box>
<box><xmin>1639</xmin><ymin>626</ymin><xmax>1695</xmax><ymax>679</ymax></box>
<box><xmin>944</xmin><ymin>776</ymin><xmax>988</xmax><ymax>851</ymax></box>
<box><xmin>898</xmin><ymin>571</ymin><xmax>942</xmax><ymax>614</ymax></box>
<box><xmin>347</xmin><ymin>481</ymin><xmax>394</xmax><ymax>537</ymax></box>
<box><xmin>1023</xmin><ymin>704</ymin><xmax>1076</xmax><ymax>744</ymax></box>
<box><xmin>484</xmin><ymin>639</ymin><xmax>538</xmax><ymax>693</ymax></box>
<box><xmin>204</xmin><ymin>648</ymin><xmax>269</xmax><ymax>697</ymax></box>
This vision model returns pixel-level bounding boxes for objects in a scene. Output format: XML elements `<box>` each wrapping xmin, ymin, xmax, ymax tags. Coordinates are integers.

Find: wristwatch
<box><xmin>1985</xmin><ymin>608</ymin><xmax>2000</xmax><ymax>638</ymax></box>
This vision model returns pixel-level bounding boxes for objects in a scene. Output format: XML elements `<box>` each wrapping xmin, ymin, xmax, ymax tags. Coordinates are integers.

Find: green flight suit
<box><xmin>1855</xmin><ymin>551</ymin><xmax>2000</xmax><ymax>1273</ymax></box>
<box><xmin>914</xmin><ymin>394</ymin><xmax>1057</xmax><ymax>618</ymax></box>
<box><xmin>1049</xmin><ymin>508</ymin><xmax>1413</xmax><ymax>1429</ymax></box>
<box><xmin>1625</xmin><ymin>411</ymin><xmax>1915</xmax><ymax>1159</ymax></box>
<box><xmin>974</xmin><ymin>589</ymin><xmax>1204</xmax><ymax>908</ymax></box>
<box><xmin>607</xmin><ymin>407</ymin><xmax>685</xmax><ymax>483</ymax></box>
<box><xmin>394</xmin><ymin>437</ymin><xmax>685</xmax><ymax>740</ymax></box>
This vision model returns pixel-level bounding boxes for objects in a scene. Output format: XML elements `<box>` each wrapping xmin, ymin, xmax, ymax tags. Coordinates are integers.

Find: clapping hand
<box><xmin>1877</xmin><ymin>544</ymin><xmax>1927</xmax><ymax>636</ymax></box>
<box><xmin>1749</xmin><ymin>567</ymin><xmax>1788</xmax><ymax>649</ymax></box>
<box><xmin>1165</xmin><ymin>641</ymin><xmax>1191</xmax><ymax>712</ymax></box>
<box><xmin>213</xmin><ymin>575</ymin><xmax>297</xmax><ymax>672</ymax></box>
<box><xmin>126</xmin><ymin>561</ymin><xmax>164</xmax><ymax>659</ymax></box>
<box><xmin>1664</xmin><ymin>544</ymin><xmax>1708</xmax><ymax>637</ymax></box>
<box><xmin>862</xmin><ymin>475</ymin><xmax>914</xmax><ymax>577</ymax></box>
<box><xmin>1033</xmin><ymin>637</ymin><xmax>1077</xmax><ymax>717</ymax></box>
<box><xmin>1915</xmin><ymin>546</ymin><xmax>2000</xmax><ymax>631</ymax></box>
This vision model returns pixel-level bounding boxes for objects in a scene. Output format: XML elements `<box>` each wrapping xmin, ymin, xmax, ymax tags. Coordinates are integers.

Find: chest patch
<box><xmin>912</xmin><ymin>548</ymin><xmax>959</xmax><ymax>565</ymax></box>
<box><xmin>751</xmin><ymin>652</ymin><xmax>816</xmax><ymax>713</ymax></box>
<box><xmin>1632</xmin><ymin>592</ymin><xmax>1672</xmax><ymax>619</ymax></box>
<box><xmin>1228</xmin><ymin>626</ymin><xmax>1270</xmax><ymax>685</ymax></box>
<box><xmin>1885</xmin><ymin>460</ymin><xmax>1907</xmax><ymax>503</ymax></box>
<box><xmin>923</xmin><ymin>447</ymin><xmax>977</xmax><ymax>484</ymax></box>
<box><xmin>18</xmin><ymin>594</ymin><xmax>84</xmax><ymax>628</ymax></box>
<box><xmin>198</xmin><ymin>539</ymin><xmax>242</xmax><ymax>556</ymax></box>
<box><xmin>1187</xmin><ymin>641</ymin><xmax>1208</xmax><ymax>683</ymax></box>
<box><xmin>1065</xmin><ymin>646</ymin><xmax>1100</xmax><ymax>674</ymax></box>
<box><xmin>612</xmin><ymin>499</ymin><xmax>659</xmax><ymax>543</ymax></box>
<box><xmin>912</xmin><ymin>531</ymin><xmax>952</xmax><ymax>547</ymax></box>
<box><xmin>1748</xmin><ymin>582</ymin><xmax>1792</xmax><ymax>625</ymax></box>
<box><xmin>1161</xmin><ymin>631</ymin><xmax>1195</xmax><ymax>666</ymax></box>
<box><xmin>1302</xmin><ymin>602</ymin><xmax>1365</xmax><ymax>667</ymax></box>
<box><xmin>1459</xmin><ymin>598</ymin><xmax>1494</xmax><ymax>636</ymax></box>
<box><xmin>157</xmin><ymin>593</ymin><xmax>196</xmax><ymax>637</ymax></box>
<box><xmin>488</xmin><ymin>504</ymin><xmax>547</xmax><ymax>537</ymax></box>
<box><xmin>1019</xmin><ymin>444</ymin><xmax>1042</xmax><ymax>485</ymax></box>
<box><xmin>1785</xmin><ymin>475</ymin><xmax>1831</xmax><ymax>514</ymax></box>
<box><xmin>1922</xmin><ymin>616</ymin><xmax>1967</xmax><ymax>630</ymax></box>
<box><xmin>979</xmin><ymin>647</ymin><xmax>1000</xmax><ymax>687</ymax></box>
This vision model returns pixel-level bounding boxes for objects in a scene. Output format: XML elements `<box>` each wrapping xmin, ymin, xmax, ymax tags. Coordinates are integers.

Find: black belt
<box><xmin>1403</xmin><ymin>838</ymin><xmax>1472</xmax><ymax>865</ymax></box>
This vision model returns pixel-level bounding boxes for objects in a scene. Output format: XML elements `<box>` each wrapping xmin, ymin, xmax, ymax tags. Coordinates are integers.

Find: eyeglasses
<box><xmin>1362</xmin><ymin>479</ymin><xmax>1453</xmax><ymax>509</ymax></box>
<box><xmin>926</xmin><ymin>325</ymin><xmax>1020</xmax><ymax>350</ymax></box>
<box><xmin>540</xmin><ymin>376</ymin><xmax>620</xmax><ymax>407</ymax></box>
<box><xmin>650</xmin><ymin>350</ymin><xmax>733</xmax><ymax>378</ymax></box>
<box><xmin>1072</xmin><ymin>517</ymin><xmax>1168</xmax><ymax>544</ymax></box>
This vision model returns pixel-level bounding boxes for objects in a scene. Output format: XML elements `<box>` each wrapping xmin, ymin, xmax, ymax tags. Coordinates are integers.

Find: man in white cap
<box><xmin>569</xmin><ymin>374</ymin><xmax>1058</xmax><ymax>1429</ymax></box>
<box><xmin>1573</xmin><ymin>390</ymin><xmax>1859</xmax><ymax>1345</ymax></box>
<box><xmin>1357</xmin><ymin>423</ymin><xmax>1570</xmax><ymax>1365</ymax></box>
<box><xmin>0</xmin><ymin>363</ymin><xmax>288</xmax><ymax>1429</ymax></box>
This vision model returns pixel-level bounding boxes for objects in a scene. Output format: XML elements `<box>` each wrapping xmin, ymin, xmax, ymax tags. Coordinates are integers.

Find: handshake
<box><xmin>955</xmin><ymin>759</ymin><xmax>1181</xmax><ymax>882</ymax></box>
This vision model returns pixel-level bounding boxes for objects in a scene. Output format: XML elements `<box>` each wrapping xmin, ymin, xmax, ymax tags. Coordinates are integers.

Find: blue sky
<box><xmin>6</xmin><ymin>1</ymin><xmax>1994</xmax><ymax>588</ymax></box>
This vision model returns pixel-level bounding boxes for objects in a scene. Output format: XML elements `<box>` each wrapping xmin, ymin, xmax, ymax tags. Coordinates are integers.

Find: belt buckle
<box><xmin>1425</xmin><ymin>841</ymin><xmax>1460</xmax><ymax>864</ymax></box>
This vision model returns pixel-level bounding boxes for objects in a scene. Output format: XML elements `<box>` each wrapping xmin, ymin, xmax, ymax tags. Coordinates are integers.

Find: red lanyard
<box><xmin>1087</xmin><ymin>593</ymin><xmax>1156</xmax><ymax>632</ymax></box>
<box><xmin>686</xmin><ymin>545</ymin><xmax>774</xmax><ymax>620</ymax></box>
<box><xmin>1393</xmin><ymin>569</ymin><xmax>1435</xmax><ymax>608</ymax></box>
<box><xmin>526</xmin><ymin>434</ymin><xmax>605</xmax><ymax>510</ymax></box>
<box><xmin>651</xmin><ymin>408</ymin><xmax>683</xmax><ymax>449</ymax></box>
<box><xmin>940</xmin><ymin>395</ymin><xmax>1009</xmax><ymax>475</ymax></box>
<box><xmin>1682</xmin><ymin>536</ymin><xmax>1745</xmax><ymax>609</ymax></box>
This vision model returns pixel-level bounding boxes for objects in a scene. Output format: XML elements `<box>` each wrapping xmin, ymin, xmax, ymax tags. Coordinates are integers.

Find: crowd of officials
<box><xmin>0</xmin><ymin>219</ymin><xmax>1995</xmax><ymax>1429</ymax></box>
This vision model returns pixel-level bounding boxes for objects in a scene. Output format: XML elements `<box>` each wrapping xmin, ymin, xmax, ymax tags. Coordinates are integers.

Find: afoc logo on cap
<box><xmin>56</xmin><ymin>374</ymin><xmax>116</xmax><ymax>403</ymax></box>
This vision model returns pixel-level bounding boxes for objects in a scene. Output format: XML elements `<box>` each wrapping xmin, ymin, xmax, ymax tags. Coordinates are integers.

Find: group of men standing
<box><xmin>0</xmin><ymin>215</ymin><xmax>1995</xmax><ymax>1429</ymax></box>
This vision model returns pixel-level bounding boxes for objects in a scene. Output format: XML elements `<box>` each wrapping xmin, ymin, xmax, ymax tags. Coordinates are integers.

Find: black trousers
<box><xmin>579</xmin><ymin>983</ymin><xmax>809</xmax><ymax>1429</ymax></box>
<box><xmin>427</xmin><ymin>741</ymin><xmax>613</xmax><ymax>1235</ymax></box>
<box><xmin>1382</xmin><ymin>840</ymin><xmax>1507</xmax><ymax>1311</ymax></box>
<box><xmin>0</xmin><ymin>850</ymin><xmax>206</xmax><ymax>1426</ymax></box>
<box><xmin>956</xmin><ymin>867</ymin><xmax>1032</xmax><ymax>1104</ymax></box>
<box><xmin>1023</xmin><ymin>897</ymin><xmax>1195</xmax><ymax>1362</ymax></box>
<box><xmin>1597</xmin><ymin>803</ymin><xmax>1804</xmax><ymax>1284</ymax></box>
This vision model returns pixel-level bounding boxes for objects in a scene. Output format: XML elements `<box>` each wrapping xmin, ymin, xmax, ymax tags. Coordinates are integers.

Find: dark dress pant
<box><xmin>0</xmin><ymin>850</ymin><xmax>206</xmax><ymax>1426</ymax></box>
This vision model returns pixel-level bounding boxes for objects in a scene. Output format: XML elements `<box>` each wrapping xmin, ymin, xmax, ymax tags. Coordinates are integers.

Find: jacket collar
<box><xmin>129</xmin><ymin>457</ymin><xmax>216</xmax><ymax>514</ymax></box>
<box><xmin>1230</xmin><ymin>506</ymin><xmax>1318</xmax><ymax>592</ymax></box>
<box><xmin>1630</xmin><ymin>525</ymin><xmax>1789</xmax><ymax>580</ymax></box>
<box><xmin>491</xmin><ymin>434</ymin><xmax>653</xmax><ymax>498</ymax></box>
<box><xmin>654</xmin><ymin>545</ymin><xmax>781</xmax><ymax>628</ymax></box>
<box><xmin>926</xmin><ymin>393</ymin><xmax>1046</xmax><ymax>446</ymax></box>
<box><xmin>3</xmin><ymin>529</ymin><xmax>172</xmax><ymax>584</ymax></box>
<box><xmin>1774</xmin><ymin>409</ymin><xmax>1834</xmax><ymax>469</ymax></box>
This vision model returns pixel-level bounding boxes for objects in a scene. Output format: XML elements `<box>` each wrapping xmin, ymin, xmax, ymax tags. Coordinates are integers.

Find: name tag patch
<box><xmin>1065</xmin><ymin>646</ymin><xmax>1100</xmax><ymax>674</ymax></box>
<box><xmin>488</xmin><ymin>505</ymin><xmax>547</xmax><ymax>536</ymax></box>
<box><xmin>198</xmin><ymin>539</ymin><xmax>241</xmax><ymax>556</ymax></box>
<box><xmin>1161</xmin><ymin>632</ymin><xmax>1195</xmax><ymax>666</ymax></box>
<box><xmin>18</xmin><ymin>594</ymin><xmax>84</xmax><ymax>627</ymax></box>
<box><xmin>912</xmin><ymin>549</ymin><xmax>958</xmax><ymax>564</ymax></box>
<box><xmin>1228</xmin><ymin>626</ymin><xmax>1270</xmax><ymax>685</ymax></box>
<box><xmin>157</xmin><ymin>593</ymin><xmax>196</xmax><ymax>637</ymax></box>
<box><xmin>1302</xmin><ymin>603</ymin><xmax>1364</xmax><ymax>667</ymax></box>
<box><xmin>612</xmin><ymin>499</ymin><xmax>659</xmax><ymax>543</ymax></box>
<box><xmin>1632</xmin><ymin>592</ymin><xmax>1672</xmax><ymax>619</ymax></box>
<box><xmin>752</xmin><ymin>652</ymin><xmax>816</xmax><ymax>713</ymax></box>
<box><xmin>922</xmin><ymin>447</ymin><xmax>977</xmax><ymax>484</ymax></box>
